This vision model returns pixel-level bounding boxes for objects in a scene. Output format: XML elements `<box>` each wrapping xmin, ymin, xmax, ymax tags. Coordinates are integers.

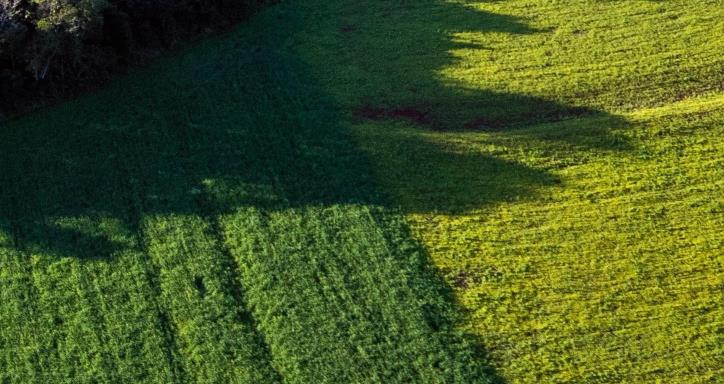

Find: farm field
<box><xmin>1</xmin><ymin>1</ymin><xmax>723</xmax><ymax>383</ymax></box>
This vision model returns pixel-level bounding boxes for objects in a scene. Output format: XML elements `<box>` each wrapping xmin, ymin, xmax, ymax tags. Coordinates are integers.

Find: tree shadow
<box><xmin>351</xmin><ymin>122</ymin><xmax>561</xmax><ymax>214</ymax></box>
<box><xmin>310</xmin><ymin>0</ymin><xmax>630</xmax><ymax>143</ymax></box>
<box><xmin>297</xmin><ymin>0</ymin><xmax>631</xmax><ymax>215</ymax></box>
<box><xmin>0</xmin><ymin>0</ymin><xmax>632</xmax><ymax>381</ymax></box>
<box><xmin>0</xmin><ymin>0</ymin><xmax>632</xmax><ymax>257</ymax></box>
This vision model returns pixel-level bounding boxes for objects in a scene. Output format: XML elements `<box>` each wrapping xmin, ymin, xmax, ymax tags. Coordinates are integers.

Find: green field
<box><xmin>1</xmin><ymin>1</ymin><xmax>722</xmax><ymax>383</ymax></box>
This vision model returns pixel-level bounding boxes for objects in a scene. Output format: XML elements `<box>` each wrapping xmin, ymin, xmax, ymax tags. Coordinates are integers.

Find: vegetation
<box><xmin>1</xmin><ymin>0</ymin><xmax>722</xmax><ymax>383</ymax></box>
<box><xmin>0</xmin><ymin>5</ymin><xmax>493</xmax><ymax>383</ymax></box>
<box><xmin>290</xmin><ymin>1</ymin><xmax>722</xmax><ymax>382</ymax></box>
<box><xmin>0</xmin><ymin>0</ymin><xmax>267</xmax><ymax>113</ymax></box>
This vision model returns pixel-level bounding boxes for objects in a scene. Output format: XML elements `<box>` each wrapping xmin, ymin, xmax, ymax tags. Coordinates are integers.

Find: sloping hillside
<box><xmin>0</xmin><ymin>9</ymin><xmax>493</xmax><ymax>384</ymax></box>
<box><xmin>1</xmin><ymin>1</ymin><xmax>722</xmax><ymax>383</ymax></box>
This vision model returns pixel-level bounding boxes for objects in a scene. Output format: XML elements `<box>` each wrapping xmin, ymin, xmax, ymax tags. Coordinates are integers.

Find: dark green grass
<box><xmin>0</xmin><ymin>5</ymin><xmax>499</xmax><ymax>383</ymax></box>
<box><xmin>1</xmin><ymin>0</ymin><xmax>722</xmax><ymax>383</ymax></box>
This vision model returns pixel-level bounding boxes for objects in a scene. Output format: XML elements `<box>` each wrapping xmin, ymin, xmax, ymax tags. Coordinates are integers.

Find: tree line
<box><xmin>0</xmin><ymin>0</ymin><xmax>270</xmax><ymax>114</ymax></box>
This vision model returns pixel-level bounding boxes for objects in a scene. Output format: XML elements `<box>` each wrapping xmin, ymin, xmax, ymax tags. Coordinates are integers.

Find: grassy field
<box><xmin>1</xmin><ymin>0</ymin><xmax>723</xmax><ymax>383</ymax></box>
<box><xmin>0</xmin><ymin>9</ymin><xmax>492</xmax><ymax>384</ymax></box>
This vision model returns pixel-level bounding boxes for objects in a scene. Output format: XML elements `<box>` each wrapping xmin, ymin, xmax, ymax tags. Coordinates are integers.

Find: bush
<box><xmin>0</xmin><ymin>0</ymin><xmax>268</xmax><ymax>114</ymax></box>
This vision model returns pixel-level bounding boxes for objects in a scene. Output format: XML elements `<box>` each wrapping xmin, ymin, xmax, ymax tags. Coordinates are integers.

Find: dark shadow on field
<box><xmin>0</xmin><ymin>0</ymin><xmax>630</xmax><ymax>381</ymax></box>
<box><xmin>0</xmin><ymin>0</ymin><xmax>631</xmax><ymax>256</ymax></box>
<box><xmin>320</xmin><ymin>1</ymin><xmax>629</xmax><ymax>140</ymax></box>
<box><xmin>294</xmin><ymin>0</ymin><xmax>630</xmax><ymax>214</ymax></box>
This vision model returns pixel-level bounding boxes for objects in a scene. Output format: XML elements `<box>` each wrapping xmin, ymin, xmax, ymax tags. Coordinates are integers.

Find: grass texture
<box><xmin>0</xmin><ymin>7</ymin><xmax>491</xmax><ymax>384</ymax></box>
<box><xmin>287</xmin><ymin>1</ymin><xmax>723</xmax><ymax>382</ymax></box>
<box><xmin>1</xmin><ymin>1</ymin><xmax>723</xmax><ymax>383</ymax></box>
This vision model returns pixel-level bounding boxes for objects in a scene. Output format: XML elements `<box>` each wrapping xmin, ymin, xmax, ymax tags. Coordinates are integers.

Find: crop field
<box><xmin>1</xmin><ymin>1</ymin><xmax>723</xmax><ymax>383</ymax></box>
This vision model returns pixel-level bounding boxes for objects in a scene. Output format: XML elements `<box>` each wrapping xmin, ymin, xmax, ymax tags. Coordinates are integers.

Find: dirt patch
<box><xmin>354</xmin><ymin>105</ymin><xmax>434</xmax><ymax>127</ymax></box>
<box><xmin>388</xmin><ymin>107</ymin><xmax>430</xmax><ymax>125</ymax></box>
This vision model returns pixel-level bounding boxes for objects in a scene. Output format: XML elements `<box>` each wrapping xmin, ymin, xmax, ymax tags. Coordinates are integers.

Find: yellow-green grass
<box><xmin>1</xmin><ymin>0</ymin><xmax>722</xmax><ymax>383</ymax></box>
<box><xmin>285</xmin><ymin>0</ymin><xmax>724</xmax><ymax>382</ymax></box>
<box><xmin>355</xmin><ymin>96</ymin><xmax>724</xmax><ymax>383</ymax></box>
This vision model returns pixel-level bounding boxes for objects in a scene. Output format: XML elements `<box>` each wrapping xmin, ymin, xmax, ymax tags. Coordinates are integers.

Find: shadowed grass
<box><xmin>1</xmin><ymin>0</ymin><xmax>721</xmax><ymax>383</ymax></box>
<box><xmin>0</xmin><ymin>1</ymin><xmax>570</xmax><ymax>382</ymax></box>
<box><xmin>280</xmin><ymin>1</ymin><xmax>723</xmax><ymax>383</ymax></box>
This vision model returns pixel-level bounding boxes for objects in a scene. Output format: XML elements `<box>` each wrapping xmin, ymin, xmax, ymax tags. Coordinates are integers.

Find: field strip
<box><xmin>0</xmin><ymin>120</ymin><xmax>178</xmax><ymax>382</ymax></box>
<box><xmin>119</xmin><ymin>99</ymin><xmax>282</xmax><ymax>383</ymax></box>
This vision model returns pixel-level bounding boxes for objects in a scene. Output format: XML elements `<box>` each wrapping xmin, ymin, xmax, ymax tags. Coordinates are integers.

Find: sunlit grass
<box><xmin>289</xmin><ymin>1</ymin><xmax>724</xmax><ymax>382</ymax></box>
<box><xmin>1</xmin><ymin>0</ymin><xmax>722</xmax><ymax>383</ymax></box>
<box><xmin>354</xmin><ymin>96</ymin><xmax>723</xmax><ymax>383</ymax></box>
